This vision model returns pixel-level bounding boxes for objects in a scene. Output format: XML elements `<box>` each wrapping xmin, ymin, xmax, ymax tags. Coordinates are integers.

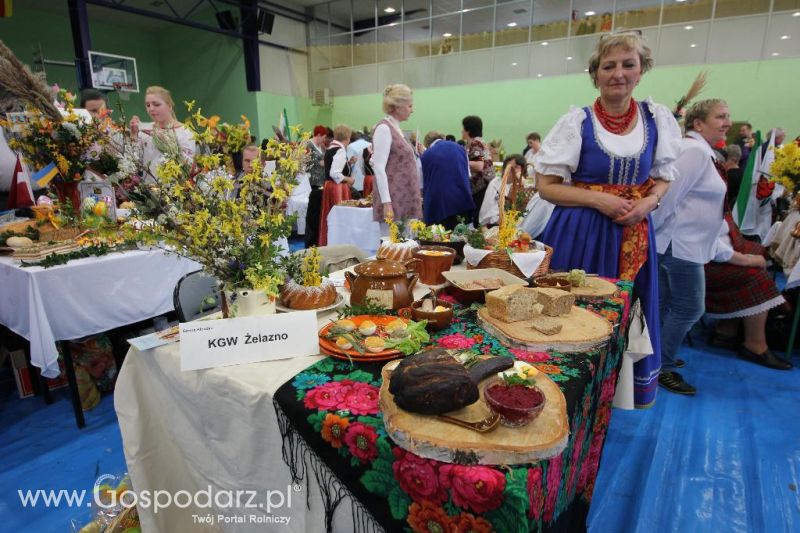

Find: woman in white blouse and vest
<box><xmin>534</xmin><ymin>32</ymin><xmax>682</xmax><ymax>408</ymax></box>
<box><xmin>371</xmin><ymin>84</ymin><xmax>422</xmax><ymax>223</ymax></box>
<box><xmin>318</xmin><ymin>124</ymin><xmax>355</xmax><ymax>246</ymax></box>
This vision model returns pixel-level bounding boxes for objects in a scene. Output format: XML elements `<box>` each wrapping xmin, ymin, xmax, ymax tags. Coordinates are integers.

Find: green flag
<box><xmin>734</xmin><ymin>130</ymin><xmax>761</xmax><ymax>224</ymax></box>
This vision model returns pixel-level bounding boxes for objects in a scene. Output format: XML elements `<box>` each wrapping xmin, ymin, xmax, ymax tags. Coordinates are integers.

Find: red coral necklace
<box><xmin>594</xmin><ymin>98</ymin><xmax>637</xmax><ymax>134</ymax></box>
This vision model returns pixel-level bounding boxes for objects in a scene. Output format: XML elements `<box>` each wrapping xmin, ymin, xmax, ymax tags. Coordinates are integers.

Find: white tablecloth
<box><xmin>0</xmin><ymin>249</ymin><xmax>199</xmax><ymax>378</ymax></box>
<box><xmin>115</xmin><ymin>268</ymin><xmax>427</xmax><ymax>532</ymax></box>
<box><xmin>325</xmin><ymin>206</ymin><xmax>382</xmax><ymax>255</ymax></box>
<box><xmin>287</xmin><ymin>173</ymin><xmax>311</xmax><ymax>235</ymax></box>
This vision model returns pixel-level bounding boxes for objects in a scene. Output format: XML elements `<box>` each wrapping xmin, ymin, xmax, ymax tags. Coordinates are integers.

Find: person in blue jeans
<box><xmin>652</xmin><ymin>99</ymin><xmax>733</xmax><ymax>394</ymax></box>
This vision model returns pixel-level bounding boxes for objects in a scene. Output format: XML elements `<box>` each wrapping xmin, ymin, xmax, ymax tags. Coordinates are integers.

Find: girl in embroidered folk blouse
<box><xmin>130</xmin><ymin>86</ymin><xmax>196</xmax><ymax>183</ymax></box>
<box><xmin>534</xmin><ymin>32</ymin><xmax>682</xmax><ymax>409</ymax></box>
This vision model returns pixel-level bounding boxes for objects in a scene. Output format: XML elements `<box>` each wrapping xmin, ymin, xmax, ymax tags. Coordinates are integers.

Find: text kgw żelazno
<box><xmin>206</xmin><ymin>332</ymin><xmax>289</xmax><ymax>348</ymax></box>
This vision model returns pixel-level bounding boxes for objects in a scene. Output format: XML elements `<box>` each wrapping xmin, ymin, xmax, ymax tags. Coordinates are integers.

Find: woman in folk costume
<box><xmin>371</xmin><ymin>84</ymin><xmax>422</xmax><ymax>224</ymax></box>
<box><xmin>304</xmin><ymin>125</ymin><xmax>331</xmax><ymax>247</ymax></box>
<box><xmin>534</xmin><ymin>31</ymin><xmax>682</xmax><ymax>408</ymax></box>
<box><xmin>318</xmin><ymin>124</ymin><xmax>354</xmax><ymax>246</ymax></box>
<box><xmin>130</xmin><ymin>86</ymin><xmax>195</xmax><ymax>183</ymax></box>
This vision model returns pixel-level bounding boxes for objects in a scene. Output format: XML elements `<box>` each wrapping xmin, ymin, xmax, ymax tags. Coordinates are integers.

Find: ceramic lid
<box><xmin>354</xmin><ymin>257</ymin><xmax>409</xmax><ymax>278</ymax></box>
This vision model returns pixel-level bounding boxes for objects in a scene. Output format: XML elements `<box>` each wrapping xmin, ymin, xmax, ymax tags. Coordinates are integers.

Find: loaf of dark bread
<box><xmin>389</xmin><ymin>349</ymin><xmax>514</xmax><ymax>415</ymax></box>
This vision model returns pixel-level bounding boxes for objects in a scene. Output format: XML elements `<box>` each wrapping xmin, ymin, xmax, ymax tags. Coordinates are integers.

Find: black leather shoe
<box><xmin>737</xmin><ymin>346</ymin><xmax>793</xmax><ymax>370</ymax></box>
<box><xmin>675</xmin><ymin>359</ymin><xmax>686</xmax><ymax>368</ymax></box>
<box><xmin>658</xmin><ymin>371</ymin><xmax>696</xmax><ymax>395</ymax></box>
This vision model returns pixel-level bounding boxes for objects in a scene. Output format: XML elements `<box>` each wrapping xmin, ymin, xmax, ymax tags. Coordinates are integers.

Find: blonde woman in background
<box><xmin>371</xmin><ymin>84</ymin><xmax>422</xmax><ymax>224</ymax></box>
<box><xmin>130</xmin><ymin>86</ymin><xmax>195</xmax><ymax>182</ymax></box>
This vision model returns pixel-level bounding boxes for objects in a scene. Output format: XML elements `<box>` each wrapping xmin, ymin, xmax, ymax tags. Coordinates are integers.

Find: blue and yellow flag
<box><xmin>33</xmin><ymin>162</ymin><xmax>59</xmax><ymax>187</ymax></box>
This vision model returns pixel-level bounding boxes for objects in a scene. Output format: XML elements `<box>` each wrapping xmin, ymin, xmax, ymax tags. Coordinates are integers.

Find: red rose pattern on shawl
<box><xmin>286</xmin><ymin>280</ymin><xmax>634</xmax><ymax>531</ymax></box>
<box><xmin>438</xmin><ymin>464</ymin><xmax>506</xmax><ymax>514</ymax></box>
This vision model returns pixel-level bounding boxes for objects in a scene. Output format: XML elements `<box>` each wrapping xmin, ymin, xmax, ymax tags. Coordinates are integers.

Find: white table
<box><xmin>287</xmin><ymin>173</ymin><xmax>311</xmax><ymax>235</ymax></box>
<box><xmin>325</xmin><ymin>206</ymin><xmax>382</xmax><ymax>255</ymax></box>
<box><xmin>115</xmin><ymin>268</ymin><xmax>432</xmax><ymax>532</ymax></box>
<box><xmin>0</xmin><ymin>249</ymin><xmax>200</xmax><ymax>380</ymax></box>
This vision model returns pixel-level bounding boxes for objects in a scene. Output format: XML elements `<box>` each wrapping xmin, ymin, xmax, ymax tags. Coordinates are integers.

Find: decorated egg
<box><xmin>358</xmin><ymin>320</ymin><xmax>377</xmax><ymax>336</ymax></box>
<box><xmin>93</xmin><ymin>201</ymin><xmax>108</xmax><ymax>216</ymax></box>
<box><xmin>364</xmin><ymin>336</ymin><xmax>385</xmax><ymax>353</ymax></box>
<box><xmin>37</xmin><ymin>195</ymin><xmax>53</xmax><ymax>206</ymax></box>
<box><xmin>335</xmin><ymin>336</ymin><xmax>353</xmax><ymax>350</ymax></box>
<box><xmin>335</xmin><ymin>319</ymin><xmax>356</xmax><ymax>332</ymax></box>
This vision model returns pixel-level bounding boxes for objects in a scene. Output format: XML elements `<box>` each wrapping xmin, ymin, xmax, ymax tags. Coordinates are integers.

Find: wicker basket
<box><xmin>466</xmin><ymin>244</ymin><xmax>553</xmax><ymax>279</ymax></box>
<box><xmin>38</xmin><ymin>225</ymin><xmax>83</xmax><ymax>242</ymax></box>
<box><xmin>466</xmin><ymin>164</ymin><xmax>553</xmax><ymax>279</ymax></box>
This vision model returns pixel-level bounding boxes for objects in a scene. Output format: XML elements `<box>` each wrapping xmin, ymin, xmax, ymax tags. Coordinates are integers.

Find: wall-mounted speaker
<box><xmin>215</xmin><ymin>10</ymin><xmax>237</xmax><ymax>31</ymax></box>
<box><xmin>258</xmin><ymin>11</ymin><xmax>275</xmax><ymax>34</ymax></box>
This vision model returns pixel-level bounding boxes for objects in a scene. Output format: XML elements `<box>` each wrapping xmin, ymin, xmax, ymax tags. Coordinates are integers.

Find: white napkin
<box><xmin>509</xmin><ymin>250</ymin><xmax>547</xmax><ymax>278</ymax></box>
<box><xmin>463</xmin><ymin>244</ymin><xmax>493</xmax><ymax>267</ymax></box>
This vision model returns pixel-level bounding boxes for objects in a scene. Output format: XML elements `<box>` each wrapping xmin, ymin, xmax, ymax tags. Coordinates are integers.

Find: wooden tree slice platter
<box><xmin>477</xmin><ymin>306</ymin><xmax>612</xmax><ymax>353</ymax></box>
<box><xmin>552</xmin><ymin>274</ymin><xmax>618</xmax><ymax>301</ymax></box>
<box><xmin>380</xmin><ymin>360</ymin><xmax>569</xmax><ymax>465</ymax></box>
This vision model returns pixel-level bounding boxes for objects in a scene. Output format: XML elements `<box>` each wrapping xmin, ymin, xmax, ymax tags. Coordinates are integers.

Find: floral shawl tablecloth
<box><xmin>274</xmin><ymin>281</ymin><xmax>633</xmax><ymax>533</ymax></box>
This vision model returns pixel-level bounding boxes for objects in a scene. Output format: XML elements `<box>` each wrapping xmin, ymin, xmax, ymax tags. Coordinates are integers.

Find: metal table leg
<box><xmin>23</xmin><ymin>341</ymin><xmax>53</xmax><ymax>404</ymax></box>
<box><xmin>786</xmin><ymin>302</ymin><xmax>800</xmax><ymax>359</ymax></box>
<box><xmin>58</xmin><ymin>341</ymin><xmax>86</xmax><ymax>429</ymax></box>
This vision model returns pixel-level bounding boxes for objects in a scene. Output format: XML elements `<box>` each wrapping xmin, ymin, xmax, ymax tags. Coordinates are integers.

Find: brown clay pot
<box><xmin>413</xmin><ymin>245</ymin><xmax>455</xmax><ymax>285</ymax></box>
<box><xmin>398</xmin><ymin>300</ymin><xmax>454</xmax><ymax>331</ymax></box>
<box><xmin>344</xmin><ymin>257</ymin><xmax>419</xmax><ymax>311</ymax></box>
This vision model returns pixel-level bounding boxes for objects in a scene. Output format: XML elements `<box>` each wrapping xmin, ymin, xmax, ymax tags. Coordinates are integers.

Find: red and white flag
<box><xmin>7</xmin><ymin>154</ymin><xmax>34</xmax><ymax>208</ymax></box>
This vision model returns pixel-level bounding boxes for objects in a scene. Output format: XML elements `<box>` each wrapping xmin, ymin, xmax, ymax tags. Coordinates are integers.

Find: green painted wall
<box><xmin>3</xmin><ymin>3</ymin><xmax>798</xmax><ymax>148</ymax></box>
<box><xmin>156</xmin><ymin>25</ymin><xmax>260</xmax><ymax>138</ymax></box>
<box><xmin>317</xmin><ymin>58</ymin><xmax>800</xmax><ymax>150</ymax></box>
<box><xmin>0</xmin><ymin>3</ymin><xmax>162</xmax><ymax>120</ymax></box>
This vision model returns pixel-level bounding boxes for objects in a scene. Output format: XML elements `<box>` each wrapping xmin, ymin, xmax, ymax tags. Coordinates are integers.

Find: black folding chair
<box><xmin>173</xmin><ymin>271</ymin><xmax>221</xmax><ymax>322</ymax></box>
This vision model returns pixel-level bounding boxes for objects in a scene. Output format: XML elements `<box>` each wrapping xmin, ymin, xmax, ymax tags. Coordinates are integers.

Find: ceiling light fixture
<box><xmin>443</xmin><ymin>32</ymin><xmax>452</xmax><ymax>37</ymax></box>
<box><xmin>566</xmin><ymin>56</ymin><xmax>573</xmax><ymax>60</ymax></box>
<box><xmin>507</xmin><ymin>22</ymin><xmax>518</xmax><ymax>27</ymax></box>
<box><xmin>511</xmin><ymin>62</ymin><xmax>518</xmax><ymax>66</ymax></box>
<box><xmin>537</xmin><ymin>73</ymin><xmax>543</xmax><ymax>77</ymax></box>
<box><xmin>384</xmin><ymin>7</ymin><xmax>396</xmax><ymax>13</ymax></box>
<box><xmin>772</xmin><ymin>52</ymin><xmax>780</xmax><ymax>56</ymax></box>
<box><xmin>793</xmin><ymin>11</ymin><xmax>800</xmax><ymax>17</ymax></box>
<box><xmin>541</xmin><ymin>41</ymin><xmax>549</xmax><ymax>46</ymax></box>
<box><xmin>690</xmin><ymin>43</ymin><xmax>696</xmax><ymax>47</ymax></box>
<box><xmin>585</xmin><ymin>11</ymin><xmax>596</xmax><ymax>16</ymax></box>
<box><xmin>780</xmin><ymin>35</ymin><xmax>790</xmax><ymax>40</ymax></box>
<box><xmin>684</xmin><ymin>25</ymin><xmax>693</xmax><ymax>30</ymax></box>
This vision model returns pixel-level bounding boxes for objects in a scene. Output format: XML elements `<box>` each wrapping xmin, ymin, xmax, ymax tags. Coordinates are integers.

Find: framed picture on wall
<box><xmin>88</xmin><ymin>51</ymin><xmax>139</xmax><ymax>92</ymax></box>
